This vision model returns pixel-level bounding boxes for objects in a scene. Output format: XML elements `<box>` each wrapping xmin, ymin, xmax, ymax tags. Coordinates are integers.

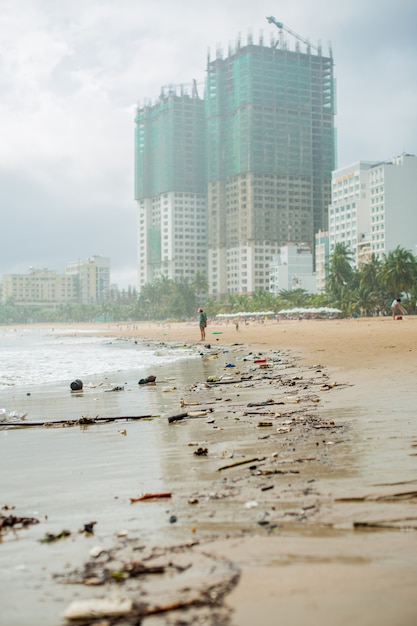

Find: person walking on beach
<box><xmin>198</xmin><ymin>307</ymin><xmax>207</xmax><ymax>340</ymax></box>
<box><xmin>391</xmin><ymin>298</ymin><xmax>407</xmax><ymax>319</ymax></box>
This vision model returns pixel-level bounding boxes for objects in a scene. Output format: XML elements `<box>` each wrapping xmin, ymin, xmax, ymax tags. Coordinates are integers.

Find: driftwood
<box><xmin>206</xmin><ymin>378</ymin><xmax>248</xmax><ymax>385</ymax></box>
<box><xmin>0</xmin><ymin>514</ymin><xmax>40</xmax><ymax>530</ymax></box>
<box><xmin>0</xmin><ymin>415</ymin><xmax>155</xmax><ymax>429</ymax></box>
<box><xmin>168</xmin><ymin>408</ymin><xmax>214</xmax><ymax>423</ymax></box>
<box><xmin>130</xmin><ymin>493</ymin><xmax>172</xmax><ymax>503</ymax></box>
<box><xmin>218</xmin><ymin>457</ymin><xmax>265</xmax><ymax>472</ymax></box>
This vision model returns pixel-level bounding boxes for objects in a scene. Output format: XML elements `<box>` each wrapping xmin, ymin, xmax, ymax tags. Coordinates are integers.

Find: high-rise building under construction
<box><xmin>134</xmin><ymin>23</ymin><xmax>336</xmax><ymax>296</ymax></box>
<box><xmin>135</xmin><ymin>85</ymin><xmax>207</xmax><ymax>291</ymax></box>
<box><xmin>206</xmin><ymin>29</ymin><xmax>336</xmax><ymax>295</ymax></box>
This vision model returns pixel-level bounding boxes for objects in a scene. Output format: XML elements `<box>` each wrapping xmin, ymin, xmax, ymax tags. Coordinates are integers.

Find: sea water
<box><xmin>0</xmin><ymin>326</ymin><xmax>198</xmax><ymax>390</ymax></box>
<box><xmin>0</xmin><ymin>326</ymin><xmax>221</xmax><ymax>625</ymax></box>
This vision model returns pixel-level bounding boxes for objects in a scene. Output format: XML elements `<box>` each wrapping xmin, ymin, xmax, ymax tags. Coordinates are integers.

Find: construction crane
<box><xmin>266</xmin><ymin>16</ymin><xmax>318</xmax><ymax>52</ymax></box>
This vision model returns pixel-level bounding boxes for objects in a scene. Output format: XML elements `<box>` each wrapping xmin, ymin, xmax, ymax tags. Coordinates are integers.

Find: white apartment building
<box><xmin>269</xmin><ymin>243</ymin><xmax>317</xmax><ymax>295</ymax></box>
<box><xmin>66</xmin><ymin>255</ymin><xmax>110</xmax><ymax>303</ymax></box>
<box><xmin>1</xmin><ymin>268</ymin><xmax>76</xmax><ymax>306</ymax></box>
<box><xmin>137</xmin><ymin>192</ymin><xmax>207</xmax><ymax>290</ymax></box>
<box><xmin>369</xmin><ymin>154</ymin><xmax>417</xmax><ymax>257</ymax></box>
<box><xmin>328</xmin><ymin>153</ymin><xmax>417</xmax><ymax>266</ymax></box>
<box><xmin>328</xmin><ymin>161</ymin><xmax>376</xmax><ymax>266</ymax></box>
<box><xmin>314</xmin><ymin>231</ymin><xmax>329</xmax><ymax>293</ymax></box>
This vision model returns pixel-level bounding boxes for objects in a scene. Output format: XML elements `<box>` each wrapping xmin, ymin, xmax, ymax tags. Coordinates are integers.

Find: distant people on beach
<box><xmin>198</xmin><ymin>307</ymin><xmax>207</xmax><ymax>340</ymax></box>
<box><xmin>391</xmin><ymin>298</ymin><xmax>407</xmax><ymax>320</ymax></box>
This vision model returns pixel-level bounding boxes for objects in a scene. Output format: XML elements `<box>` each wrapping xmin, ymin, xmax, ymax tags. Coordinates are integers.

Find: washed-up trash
<box><xmin>193</xmin><ymin>447</ymin><xmax>208</xmax><ymax>456</ymax></box>
<box><xmin>81</xmin><ymin>521</ymin><xmax>97</xmax><ymax>534</ymax></box>
<box><xmin>180</xmin><ymin>399</ymin><xmax>200</xmax><ymax>407</ymax></box>
<box><xmin>62</xmin><ymin>597</ymin><xmax>133</xmax><ymax>621</ymax></box>
<box><xmin>70</xmin><ymin>379</ymin><xmax>83</xmax><ymax>391</ymax></box>
<box><xmin>39</xmin><ymin>529</ymin><xmax>71</xmax><ymax>543</ymax></box>
<box><xmin>0</xmin><ymin>514</ymin><xmax>39</xmax><ymax>530</ymax></box>
<box><xmin>130</xmin><ymin>492</ymin><xmax>172</xmax><ymax>503</ymax></box>
<box><xmin>138</xmin><ymin>375</ymin><xmax>157</xmax><ymax>385</ymax></box>
<box><xmin>225</xmin><ymin>363</ymin><xmax>236</xmax><ymax>368</ymax></box>
<box><xmin>168</xmin><ymin>408</ymin><xmax>214</xmax><ymax>423</ymax></box>
<box><xmin>218</xmin><ymin>457</ymin><xmax>265</xmax><ymax>472</ymax></box>
<box><xmin>169</xmin><ymin>515</ymin><xmax>177</xmax><ymax>524</ymax></box>
<box><xmin>244</xmin><ymin>500</ymin><xmax>258</xmax><ymax>509</ymax></box>
<box><xmin>0</xmin><ymin>409</ymin><xmax>28</xmax><ymax>422</ymax></box>
<box><xmin>89</xmin><ymin>546</ymin><xmax>107</xmax><ymax>558</ymax></box>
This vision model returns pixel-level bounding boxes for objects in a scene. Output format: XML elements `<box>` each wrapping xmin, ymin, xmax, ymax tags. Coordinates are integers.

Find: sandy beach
<box><xmin>1</xmin><ymin>317</ymin><xmax>417</xmax><ymax>626</ymax></box>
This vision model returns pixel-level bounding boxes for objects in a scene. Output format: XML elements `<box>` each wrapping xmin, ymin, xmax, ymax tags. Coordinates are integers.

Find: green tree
<box><xmin>277</xmin><ymin>288</ymin><xmax>311</xmax><ymax>308</ymax></box>
<box><xmin>381</xmin><ymin>246</ymin><xmax>417</xmax><ymax>299</ymax></box>
<box><xmin>326</xmin><ymin>243</ymin><xmax>355</xmax><ymax>308</ymax></box>
<box><xmin>250</xmin><ymin>289</ymin><xmax>277</xmax><ymax>312</ymax></box>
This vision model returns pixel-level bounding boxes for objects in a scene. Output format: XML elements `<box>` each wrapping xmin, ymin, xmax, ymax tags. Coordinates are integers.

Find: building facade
<box><xmin>1</xmin><ymin>268</ymin><xmax>76</xmax><ymax>307</ymax></box>
<box><xmin>206</xmin><ymin>33</ymin><xmax>335</xmax><ymax>296</ymax></box>
<box><xmin>269</xmin><ymin>243</ymin><xmax>317</xmax><ymax>295</ymax></box>
<box><xmin>66</xmin><ymin>255</ymin><xmax>110</xmax><ymax>303</ymax></box>
<box><xmin>134</xmin><ymin>85</ymin><xmax>207</xmax><ymax>290</ymax></box>
<box><xmin>328</xmin><ymin>154</ymin><xmax>417</xmax><ymax>267</ymax></box>
<box><xmin>314</xmin><ymin>230</ymin><xmax>330</xmax><ymax>293</ymax></box>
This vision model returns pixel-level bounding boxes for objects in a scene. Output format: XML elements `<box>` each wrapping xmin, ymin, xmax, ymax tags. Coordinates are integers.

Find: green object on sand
<box><xmin>212</xmin><ymin>332</ymin><xmax>223</xmax><ymax>334</ymax></box>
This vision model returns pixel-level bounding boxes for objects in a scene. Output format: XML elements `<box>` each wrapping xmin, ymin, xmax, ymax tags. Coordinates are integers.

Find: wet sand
<box><xmin>2</xmin><ymin>317</ymin><xmax>417</xmax><ymax>625</ymax></box>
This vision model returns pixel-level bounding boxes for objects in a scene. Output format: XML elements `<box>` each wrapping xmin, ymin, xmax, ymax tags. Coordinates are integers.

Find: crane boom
<box><xmin>266</xmin><ymin>16</ymin><xmax>318</xmax><ymax>52</ymax></box>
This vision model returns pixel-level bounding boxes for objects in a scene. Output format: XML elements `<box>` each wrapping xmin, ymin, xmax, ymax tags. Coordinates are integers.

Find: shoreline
<box><xmin>1</xmin><ymin>319</ymin><xmax>417</xmax><ymax>625</ymax></box>
<box><xmin>6</xmin><ymin>314</ymin><xmax>417</xmax><ymax>374</ymax></box>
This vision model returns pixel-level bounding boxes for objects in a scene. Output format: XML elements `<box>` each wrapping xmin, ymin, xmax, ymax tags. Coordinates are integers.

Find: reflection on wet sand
<box><xmin>1</xmin><ymin>319</ymin><xmax>417</xmax><ymax>625</ymax></box>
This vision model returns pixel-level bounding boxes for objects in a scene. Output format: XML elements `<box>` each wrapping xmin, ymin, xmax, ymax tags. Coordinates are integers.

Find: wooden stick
<box><xmin>130</xmin><ymin>492</ymin><xmax>172</xmax><ymax>503</ymax></box>
<box><xmin>0</xmin><ymin>415</ymin><xmax>155</xmax><ymax>429</ymax></box>
<box><xmin>217</xmin><ymin>457</ymin><xmax>265</xmax><ymax>472</ymax></box>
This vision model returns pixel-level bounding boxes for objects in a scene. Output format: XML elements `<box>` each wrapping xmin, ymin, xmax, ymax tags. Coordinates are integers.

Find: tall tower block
<box><xmin>135</xmin><ymin>85</ymin><xmax>207</xmax><ymax>291</ymax></box>
<box><xmin>205</xmin><ymin>34</ymin><xmax>335</xmax><ymax>295</ymax></box>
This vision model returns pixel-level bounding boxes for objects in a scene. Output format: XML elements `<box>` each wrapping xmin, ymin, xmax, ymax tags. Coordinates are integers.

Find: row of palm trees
<box><xmin>1</xmin><ymin>246</ymin><xmax>416</xmax><ymax>324</ymax></box>
<box><xmin>325</xmin><ymin>244</ymin><xmax>417</xmax><ymax>316</ymax></box>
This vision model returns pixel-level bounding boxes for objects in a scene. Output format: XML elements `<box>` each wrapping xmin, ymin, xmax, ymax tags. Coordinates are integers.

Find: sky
<box><xmin>0</xmin><ymin>0</ymin><xmax>416</xmax><ymax>289</ymax></box>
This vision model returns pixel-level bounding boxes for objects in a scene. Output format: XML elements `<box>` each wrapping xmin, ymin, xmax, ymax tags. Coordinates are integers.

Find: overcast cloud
<box><xmin>0</xmin><ymin>0</ymin><xmax>416</xmax><ymax>288</ymax></box>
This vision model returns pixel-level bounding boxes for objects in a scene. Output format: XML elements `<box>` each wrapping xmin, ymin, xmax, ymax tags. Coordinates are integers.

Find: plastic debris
<box><xmin>244</xmin><ymin>500</ymin><xmax>258</xmax><ymax>509</ymax></box>
<box><xmin>0</xmin><ymin>409</ymin><xmax>28</xmax><ymax>422</ymax></box>
<box><xmin>62</xmin><ymin>597</ymin><xmax>133</xmax><ymax>620</ymax></box>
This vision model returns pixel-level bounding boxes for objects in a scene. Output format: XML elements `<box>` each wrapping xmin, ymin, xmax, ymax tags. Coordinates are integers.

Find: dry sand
<box><xmin>45</xmin><ymin>317</ymin><xmax>417</xmax><ymax>625</ymax></box>
<box><xmin>98</xmin><ymin>313</ymin><xmax>417</xmax><ymax>368</ymax></box>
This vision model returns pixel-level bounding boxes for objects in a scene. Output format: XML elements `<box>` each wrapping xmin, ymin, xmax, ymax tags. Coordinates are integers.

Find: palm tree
<box><xmin>349</xmin><ymin>285</ymin><xmax>379</xmax><ymax>317</ymax></box>
<box><xmin>326</xmin><ymin>243</ymin><xmax>354</xmax><ymax>301</ymax></box>
<box><xmin>250</xmin><ymin>288</ymin><xmax>277</xmax><ymax>312</ymax></box>
<box><xmin>278</xmin><ymin>288</ymin><xmax>310</xmax><ymax>308</ymax></box>
<box><xmin>191</xmin><ymin>271</ymin><xmax>209</xmax><ymax>295</ymax></box>
<box><xmin>381</xmin><ymin>246</ymin><xmax>417</xmax><ymax>299</ymax></box>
